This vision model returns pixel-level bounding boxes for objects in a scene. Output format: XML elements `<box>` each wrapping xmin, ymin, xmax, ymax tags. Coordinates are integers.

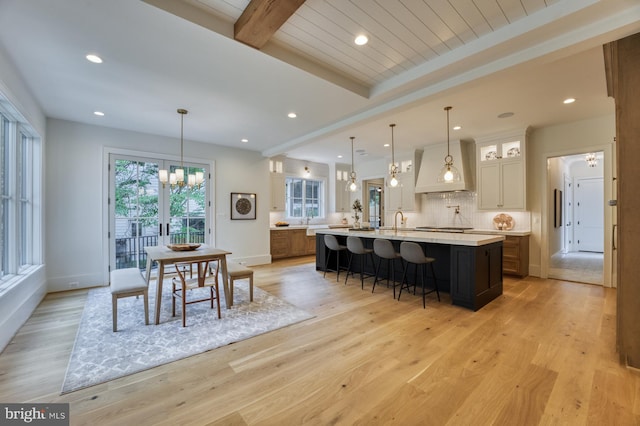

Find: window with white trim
<box><xmin>285</xmin><ymin>177</ymin><xmax>324</xmax><ymax>219</ymax></box>
<box><xmin>0</xmin><ymin>100</ymin><xmax>42</xmax><ymax>287</ymax></box>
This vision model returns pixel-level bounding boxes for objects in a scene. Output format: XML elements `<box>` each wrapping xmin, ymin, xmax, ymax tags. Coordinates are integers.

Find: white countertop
<box><xmin>316</xmin><ymin>228</ymin><xmax>504</xmax><ymax>246</ymax></box>
<box><xmin>467</xmin><ymin>229</ymin><xmax>531</xmax><ymax>236</ymax></box>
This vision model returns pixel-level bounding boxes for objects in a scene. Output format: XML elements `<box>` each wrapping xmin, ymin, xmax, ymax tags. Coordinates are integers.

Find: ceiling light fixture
<box><xmin>158</xmin><ymin>109</ymin><xmax>203</xmax><ymax>189</ymax></box>
<box><xmin>241</xmin><ymin>138</ymin><xmax>248</xmax><ymax>143</ymax></box>
<box><xmin>93</xmin><ymin>111</ymin><xmax>104</xmax><ymax>116</ymax></box>
<box><xmin>453</xmin><ymin>125</ymin><xmax>461</xmax><ymax>130</ymax></box>
<box><xmin>346</xmin><ymin>136</ymin><xmax>359</xmax><ymax>192</ymax></box>
<box><xmin>304</xmin><ymin>166</ymin><xmax>311</xmax><ymax>176</ymax></box>
<box><xmin>354</xmin><ymin>34</ymin><xmax>368</xmax><ymax>45</ymax></box>
<box><xmin>498</xmin><ymin>112</ymin><xmax>514</xmax><ymax>118</ymax></box>
<box><xmin>288</xmin><ymin>112</ymin><xmax>297</xmax><ymax>118</ymax></box>
<box><xmin>438</xmin><ymin>106</ymin><xmax>461</xmax><ymax>183</ymax></box>
<box><xmin>563</xmin><ymin>98</ymin><xmax>576</xmax><ymax>104</ymax></box>
<box><xmin>85</xmin><ymin>54</ymin><xmax>103</xmax><ymax>63</ymax></box>
<box><xmin>586</xmin><ymin>153</ymin><xmax>597</xmax><ymax>167</ymax></box>
<box><xmin>388</xmin><ymin>124</ymin><xmax>399</xmax><ymax>187</ymax></box>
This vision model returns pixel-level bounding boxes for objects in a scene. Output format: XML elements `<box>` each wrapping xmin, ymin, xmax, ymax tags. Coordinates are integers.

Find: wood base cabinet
<box><xmin>271</xmin><ymin>229</ymin><xmax>316</xmax><ymax>259</ymax></box>
<box><xmin>502</xmin><ymin>235</ymin><xmax>529</xmax><ymax>277</ymax></box>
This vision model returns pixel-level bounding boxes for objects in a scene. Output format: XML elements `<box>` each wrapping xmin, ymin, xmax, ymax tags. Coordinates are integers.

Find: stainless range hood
<box><xmin>414</xmin><ymin>139</ymin><xmax>475</xmax><ymax>193</ymax></box>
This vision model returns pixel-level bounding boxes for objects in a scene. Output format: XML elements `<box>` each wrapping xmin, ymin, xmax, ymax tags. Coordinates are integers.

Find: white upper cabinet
<box><xmin>269</xmin><ymin>159</ymin><xmax>285</xmax><ymax>211</ymax></box>
<box><xmin>385</xmin><ymin>150</ymin><xmax>422</xmax><ymax>212</ymax></box>
<box><xmin>334</xmin><ymin>164</ymin><xmax>351</xmax><ymax>213</ymax></box>
<box><xmin>476</xmin><ymin>128</ymin><xmax>529</xmax><ymax>211</ymax></box>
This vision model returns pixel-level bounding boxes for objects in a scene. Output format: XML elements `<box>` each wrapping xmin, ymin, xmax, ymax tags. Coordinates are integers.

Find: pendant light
<box><xmin>388</xmin><ymin>123</ymin><xmax>399</xmax><ymax>187</ymax></box>
<box><xmin>346</xmin><ymin>136</ymin><xmax>359</xmax><ymax>192</ymax></box>
<box><xmin>159</xmin><ymin>109</ymin><xmax>204</xmax><ymax>188</ymax></box>
<box><xmin>438</xmin><ymin>106</ymin><xmax>461</xmax><ymax>183</ymax></box>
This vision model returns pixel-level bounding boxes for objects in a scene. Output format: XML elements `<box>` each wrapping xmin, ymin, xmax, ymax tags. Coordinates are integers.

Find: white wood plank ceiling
<box><xmin>190</xmin><ymin>0</ymin><xmax>561</xmax><ymax>88</ymax></box>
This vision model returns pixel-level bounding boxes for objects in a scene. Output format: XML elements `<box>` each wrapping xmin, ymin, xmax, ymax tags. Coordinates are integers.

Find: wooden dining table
<box><xmin>144</xmin><ymin>245</ymin><xmax>232</xmax><ymax>325</ymax></box>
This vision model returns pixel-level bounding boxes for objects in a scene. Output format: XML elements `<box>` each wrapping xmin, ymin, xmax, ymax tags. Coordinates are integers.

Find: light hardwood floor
<box><xmin>1</xmin><ymin>256</ymin><xmax>639</xmax><ymax>425</ymax></box>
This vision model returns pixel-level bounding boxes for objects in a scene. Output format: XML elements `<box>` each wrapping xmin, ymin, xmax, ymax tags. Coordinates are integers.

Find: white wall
<box><xmin>46</xmin><ymin>119</ymin><xmax>271</xmax><ymax>292</ymax></box>
<box><xmin>0</xmin><ymin>43</ymin><xmax>47</xmax><ymax>351</ymax></box>
<box><xmin>528</xmin><ymin>114</ymin><xmax>615</xmax><ymax>281</ymax></box>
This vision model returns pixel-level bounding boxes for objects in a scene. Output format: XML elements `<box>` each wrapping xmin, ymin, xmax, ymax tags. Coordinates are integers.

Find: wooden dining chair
<box><xmin>172</xmin><ymin>260</ymin><xmax>221</xmax><ymax>327</ymax></box>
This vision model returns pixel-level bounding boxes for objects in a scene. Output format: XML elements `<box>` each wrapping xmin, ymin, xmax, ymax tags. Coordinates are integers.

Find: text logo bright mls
<box><xmin>1</xmin><ymin>404</ymin><xmax>69</xmax><ymax>425</ymax></box>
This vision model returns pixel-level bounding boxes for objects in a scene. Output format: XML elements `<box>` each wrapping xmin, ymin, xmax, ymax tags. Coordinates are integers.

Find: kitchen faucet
<box><xmin>394</xmin><ymin>210</ymin><xmax>404</xmax><ymax>232</ymax></box>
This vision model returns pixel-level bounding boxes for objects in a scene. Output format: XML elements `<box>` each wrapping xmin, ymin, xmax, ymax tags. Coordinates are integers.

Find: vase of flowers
<box><xmin>352</xmin><ymin>199</ymin><xmax>363</xmax><ymax>228</ymax></box>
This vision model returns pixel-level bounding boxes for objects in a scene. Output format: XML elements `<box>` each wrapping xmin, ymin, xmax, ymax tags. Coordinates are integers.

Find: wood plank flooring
<box><xmin>1</xmin><ymin>256</ymin><xmax>639</xmax><ymax>425</ymax></box>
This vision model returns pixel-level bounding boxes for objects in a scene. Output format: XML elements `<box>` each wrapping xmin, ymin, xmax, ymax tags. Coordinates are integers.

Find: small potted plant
<box><xmin>352</xmin><ymin>199</ymin><xmax>363</xmax><ymax>228</ymax></box>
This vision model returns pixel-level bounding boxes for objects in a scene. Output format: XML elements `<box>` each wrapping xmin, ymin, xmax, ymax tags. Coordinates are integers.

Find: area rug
<box><xmin>61</xmin><ymin>281</ymin><xmax>313</xmax><ymax>394</ymax></box>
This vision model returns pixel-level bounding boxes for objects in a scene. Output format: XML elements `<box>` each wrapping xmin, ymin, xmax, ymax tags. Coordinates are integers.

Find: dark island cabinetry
<box><xmin>450</xmin><ymin>242</ymin><xmax>503</xmax><ymax>310</ymax></box>
<box><xmin>316</xmin><ymin>230</ymin><xmax>504</xmax><ymax>311</ymax></box>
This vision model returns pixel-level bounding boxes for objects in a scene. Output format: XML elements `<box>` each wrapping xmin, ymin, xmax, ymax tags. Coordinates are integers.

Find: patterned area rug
<box><xmin>61</xmin><ymin>281</ymin><xmax>313</xmax><ymax>394</ymax></box>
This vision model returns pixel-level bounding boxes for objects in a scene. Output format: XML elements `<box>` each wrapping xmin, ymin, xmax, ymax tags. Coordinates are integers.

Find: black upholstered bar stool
<box><xmin>345</xmin><ymin>236</ymin><xmax>375</xmax><ymax>289</ymax></box>
<box><xmin>372</xmin><ymin>238</ymin><xmax>403</xmax><ymax>298</ymax></box>
<box><xmin>323</xmin><ymin>234</ymin><xmax>348</xmax><ymax>281</ymax></box>
<box><xmin>399</xmin><ymin>241</ymin><xmax>440</xmax><ymax>309</ymax></box>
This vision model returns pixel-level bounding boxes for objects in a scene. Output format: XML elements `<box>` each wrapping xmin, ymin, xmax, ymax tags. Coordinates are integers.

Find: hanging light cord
<box><xmin>445</xmin><ymin>106</ymin><xmax>452</xmax><ymax>163</ymax></box>
<box><xmin>178</xmin><ymin>108</ymin><xmax>187</xmax><ymax>169</ymax></box>
<box><xmin>390</xmin><ymin>124</ymin><xmax>396</xmax><ymax>172</ymax></box>
<box><xmin>350</xmin><ymin>136</ymin><xmax>355</xmax><ymax>176</ymax></box>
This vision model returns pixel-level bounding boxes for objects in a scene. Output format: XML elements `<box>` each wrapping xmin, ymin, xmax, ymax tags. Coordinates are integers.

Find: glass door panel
<box><xmin>169</xmin><ymin>164</ymin><xmax>206</xmax><ymax>244</ymax></box>
<box><xmin>112</xmin><ymin>157</ymin><xmax>160</xmax><ymax>270</ymax></box>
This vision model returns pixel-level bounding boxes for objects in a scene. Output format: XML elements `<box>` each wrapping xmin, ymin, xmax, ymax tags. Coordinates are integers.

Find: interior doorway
<box><xmin>363</xmin><ymin>178</ymin><xmax>384</xmax><ymax>228</ymax></box>
<box><xmin>548</xmin><ymin>152</ymin><xmax>604</xmax><ymax>285</ymax></box>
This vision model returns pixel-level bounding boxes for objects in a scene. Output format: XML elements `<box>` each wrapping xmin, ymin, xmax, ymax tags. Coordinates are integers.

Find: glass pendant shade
<box><xmin>389</xmin><ymin>174</ymin><xmax>399</xmax><ymax>187</ymax></box>
<box><xmin>438</xmin><ymin>162</ymin><xmax>461</xmax><ymax>183</ymax></box>
<box><xmin>438</xmin><ymin>106</ymin><xmax>461</xmax><ymax>183</ymax></box>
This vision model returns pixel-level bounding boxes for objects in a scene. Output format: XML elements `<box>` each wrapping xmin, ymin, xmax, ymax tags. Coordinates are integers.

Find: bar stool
<box><xmin>323</xmin><ymin>234</ymin><xmax>348</xmax><ymax>281</ymax></box>
<box><xmin>399</xmin><ymin>242</ymin><xmax>440</xmax><ymax>309</ymax></box>
<box><xmin>372</xmin><ymin>238</ymin><xmax>403</xmax><ymax>298</ymax></box>
<box><xmin>345</xmin><ymin>236</ymin><xmax>375</xmax><ymax>289</ymax></box>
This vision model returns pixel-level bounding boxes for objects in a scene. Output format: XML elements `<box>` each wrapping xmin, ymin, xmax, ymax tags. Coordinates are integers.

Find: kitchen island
<box><xmin>316</xmin><ymin>229</ymin><xmax>505</xmax><ymax>311</ymax></box>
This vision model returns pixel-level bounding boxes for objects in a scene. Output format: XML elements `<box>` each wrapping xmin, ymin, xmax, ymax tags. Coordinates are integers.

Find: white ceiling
<box><xmin>0</xmin><ymin>0</ymin><xmax>639</xmax><ymax>165</ymax></box>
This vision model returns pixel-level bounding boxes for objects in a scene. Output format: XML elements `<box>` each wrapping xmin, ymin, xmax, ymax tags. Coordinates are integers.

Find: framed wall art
<box><xmin>231</xmin><ymin>192</ymin><xmax>256</xmax><ymax>220</ymax></box>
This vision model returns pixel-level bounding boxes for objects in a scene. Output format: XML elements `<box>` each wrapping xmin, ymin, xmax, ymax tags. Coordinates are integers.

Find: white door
<box><xmin>575</xmin><ymin>177</ymin><xmax>604</xmax><ymax>252</ymax></box>
<box><xmin>108</xmin><ymin>154</ymin><xmax>210</xmax><ymax>271</ymax></box>
<box><xmin>563</xmin><ymin>175</ymin><xmax>573</xmax><ymax>253</ymax></box>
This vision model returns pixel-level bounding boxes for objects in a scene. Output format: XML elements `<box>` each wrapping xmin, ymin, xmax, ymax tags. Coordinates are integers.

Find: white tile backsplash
<box><xmin>421</xmin><ymin>192</ymin><xmax>531</xmax><ymax>231</ymax></box>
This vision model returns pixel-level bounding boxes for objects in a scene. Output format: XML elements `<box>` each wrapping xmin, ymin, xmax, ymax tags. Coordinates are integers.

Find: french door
<box><xmin>108</xmin><ymin>154</ymin><xmax>210</xmax><ymax>271</ymax></box>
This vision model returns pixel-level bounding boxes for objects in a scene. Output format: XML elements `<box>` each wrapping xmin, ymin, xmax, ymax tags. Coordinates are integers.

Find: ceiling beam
<box><xmin>234</xmin><ymin>0</ymin><xmax>305</xmax><ymax>49</ymax></box>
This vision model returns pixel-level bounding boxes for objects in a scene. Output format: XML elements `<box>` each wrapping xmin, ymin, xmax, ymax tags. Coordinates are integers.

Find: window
<box><xmin>0</xmin><ymin>114</ymin><xmax>9</xmax><ymax>279</ymax></box>
<box><xmin>285</xmin><ymin>177</ymin><xmax>324</xmax><ymax>219</ymax></box>
<box><xmin>0</xmin><ymin>99</ymin><xmax>42</xmax><ymax>287</ymax></box>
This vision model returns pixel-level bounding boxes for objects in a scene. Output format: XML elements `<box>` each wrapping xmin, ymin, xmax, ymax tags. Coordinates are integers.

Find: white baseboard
<box><xmin>227</xmin><ymin>254</ymin><xmax>271</xmax><ymax>267</ymax></box>
<box><xmin>529</xmin><ymin>264</ymin><xmax>541</xmax><ymax>277</ymax></box>
<box><xmin>47</xmin><ymin>272</ymin><xmax>106</xmax><ymax>292</ymax></box>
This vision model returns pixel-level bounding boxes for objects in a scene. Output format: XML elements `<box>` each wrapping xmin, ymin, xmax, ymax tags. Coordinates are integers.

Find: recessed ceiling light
<box><xmin>288</xmin><ymin>112</ymin><xmax>297</xmax><ymax>118</ymax></box>
<box><xmin>354</xmin><ymin>34</ymin><xmax>368</xmax><ymax>46</ymax></box>
<box><xmin>384</xmin><ymin>143</ymin><xmax>390</xmax><ymax>147</ymax></box>
<box><xmin>498</xmin><ymin>112</ymin><xmax>514</xmax><ymax>118</ymax></box>
<box><xmin>563</xmin><ymin>98</ymin><xmax>576</xmax><ymax>104</ymax></box>
<box><xmin>241</xmin><ymin>138</ymin><xmax>248</xmax><ymax>143</ymax></box>
<box><xmin>93</xmin><ymin>111</ymin><xmax>104</xmax><ymax>116</ymax></box>
<box><xmin>337</xmin><ymin>155</ymin><xmax>343</xmax><ymax>158</ymax></box>
<box><xmin>453</xmin><ymin>125</ymin><xmax>462</xmax><ymax>130</ymax></box>
<box><xmin>86</xmin><ymin>54</ymin><xmax>103</xmax><ymax>64</ymax></box>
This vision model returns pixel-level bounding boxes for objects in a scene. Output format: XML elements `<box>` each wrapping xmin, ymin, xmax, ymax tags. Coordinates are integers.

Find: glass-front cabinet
<box><xmin>476</xmin><ymin>129</ymin><xmax>529</xmax><ymax>210</ymax></box>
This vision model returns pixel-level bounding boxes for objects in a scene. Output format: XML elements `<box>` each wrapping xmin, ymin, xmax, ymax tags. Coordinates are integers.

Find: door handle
<box><xmin>159</xmin><ymin>223</ymin><xmax>163</xmax><ymax>236</ymax></box>
<box><xmin>166</xmin><ymin>223</ymin><xmax>170</xmax><ymax>236</ymax></box>
<box><xmin>613</xmin><ymin>224</ymin><xmax>617</xmax><ymax>250</ymax></box>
